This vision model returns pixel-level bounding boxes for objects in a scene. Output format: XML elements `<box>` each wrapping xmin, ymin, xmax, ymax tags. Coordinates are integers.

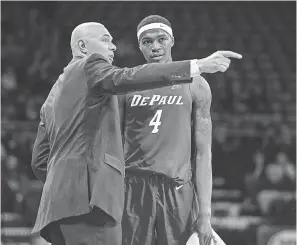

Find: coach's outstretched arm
<box><xmin>85</xmin><ymin>51</ymin><xmax>242</xmax><ymax>95</ymax></box>
<box><xmin>191</xmin><ymin>76</ymin><xmax>214</xmax><ymax>245</ymax></box>
<box><xmin>85</xmin><ymin>53</ymin><xmax>195</xmax><ymax>94</ymax></box>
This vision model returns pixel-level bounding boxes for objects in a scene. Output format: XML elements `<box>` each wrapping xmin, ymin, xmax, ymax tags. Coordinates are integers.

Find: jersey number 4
<box><xmin>149</xmin><ymin>110</ymin><xmax>163</xmax><ymax>133</ymax></box>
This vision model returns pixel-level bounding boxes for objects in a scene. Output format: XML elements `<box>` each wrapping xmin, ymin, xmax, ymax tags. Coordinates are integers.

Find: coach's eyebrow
<box><xmin>102</xmin><ymin>34</ymin><xmax>113</xmax><ymax>40</ymax></box>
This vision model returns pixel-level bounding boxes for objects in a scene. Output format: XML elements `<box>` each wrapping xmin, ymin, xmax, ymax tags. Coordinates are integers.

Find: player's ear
<box><xmin>139</xmin><ymin>46</ymin><xmax>146</xmax><ymax>58</ymax></box>
<box><xmin>170</xmin><ymin>36</ymin><xmax>175</xmax><ymax>47</ymax></box>
<box><xmin>78</xmin><ymin>39</ymin><xmax>87</xmax><ymax>54</ymax></box>
<box><xmin>138</xmin><ymin>42</ymin><xmax>143</xmax><ymax>52</ymax></box>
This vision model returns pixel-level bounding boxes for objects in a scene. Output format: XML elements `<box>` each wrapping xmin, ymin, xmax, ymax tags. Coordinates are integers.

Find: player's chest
<box><xmin>126</xmin><ymin>86</ymin><xmax>191</xmax><ymax>111</ymax></box>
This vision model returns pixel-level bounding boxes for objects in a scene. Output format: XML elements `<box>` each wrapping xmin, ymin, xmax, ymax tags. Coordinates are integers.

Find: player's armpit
<box><xmin>84</xmin><ymin>53</ymin><xmax>193</xmax><ymax>95</ymax></box>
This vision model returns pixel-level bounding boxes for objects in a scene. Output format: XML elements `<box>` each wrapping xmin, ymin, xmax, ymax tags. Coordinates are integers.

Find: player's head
<box><xmin>70</xmin><ymin>22</ymin><xmax>116</xmax><ymax>63</ymax></box>
<box><xmin>137</xmin><ymin>15</ymin><xmax>174</xmax><ymax>63</ymax></box>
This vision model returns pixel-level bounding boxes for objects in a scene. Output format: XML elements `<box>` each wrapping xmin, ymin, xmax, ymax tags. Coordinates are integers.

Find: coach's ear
<box><xmin>78</xmin><ymin>39</ymin><xmax>87</xmax><ymax>54</ymax></box>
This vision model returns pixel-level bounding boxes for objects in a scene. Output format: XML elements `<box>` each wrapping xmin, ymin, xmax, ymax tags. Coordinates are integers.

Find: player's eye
<box><xmin>159</xmin><ymin>38</ymin><xmax>165</xmax><ymax>43</ymax></box>
<box><xmin>142</xmin><ymin>40</ymin><xmax>151</xmax><ymax>45</ymax></box>
<box><xmin>102</xmin><ymin>38</ymin><xmax>109</xmax><ymax>43</ymax></box>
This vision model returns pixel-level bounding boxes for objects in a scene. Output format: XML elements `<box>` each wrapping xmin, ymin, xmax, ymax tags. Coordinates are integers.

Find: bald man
<box><xmin>31</xmin><ymin>22</ymin><xmax>241</xmax><ymax>245</ymax></box>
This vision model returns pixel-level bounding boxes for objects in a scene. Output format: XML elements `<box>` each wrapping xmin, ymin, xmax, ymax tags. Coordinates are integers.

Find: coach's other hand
<box><xmin>197</xmin><ymin>51</ymin><xmax>242</xmax><ymax>74</ymax></box>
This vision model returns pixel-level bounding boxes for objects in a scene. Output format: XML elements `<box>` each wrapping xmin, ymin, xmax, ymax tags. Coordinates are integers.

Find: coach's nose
<box><xmin>110</xmin><ymin>42</ymin><xmax>116</xmax><ymax>51</ymax></box>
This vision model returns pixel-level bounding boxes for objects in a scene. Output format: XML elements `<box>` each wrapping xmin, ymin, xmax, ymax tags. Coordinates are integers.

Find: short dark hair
<box><xmin>137</xmin><ymin>15</ymin><xmax>172</xmax><ymax>33</ymax></box>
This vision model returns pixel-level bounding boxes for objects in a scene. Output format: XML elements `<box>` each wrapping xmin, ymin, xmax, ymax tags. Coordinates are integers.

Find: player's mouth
<box><xmin>150</xmin><ymin>54</ymin><xmax>164</xmax><ymax>60</ymax></box>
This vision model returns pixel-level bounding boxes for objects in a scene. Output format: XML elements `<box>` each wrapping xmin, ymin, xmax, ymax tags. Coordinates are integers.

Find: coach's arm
<box><xmin>191</xmin><ymin>76</ymin><xmax>213</xmax><ymax>243</ymax></box>
<box><xmin>31</xmin><ymin>108</ymin><xmax>49</xmax><ymax>183</ymax></box>
<box><xmin>84</xmin><ymin>53</ymin><xmax>199</xmax><ymax>94</ymax></box>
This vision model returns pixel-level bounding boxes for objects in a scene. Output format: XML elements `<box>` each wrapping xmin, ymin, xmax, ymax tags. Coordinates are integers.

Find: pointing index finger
<box><xmin>219</xmin><ymin>51</ymin><xmax>242</xmax><ymax>59</ymax></box>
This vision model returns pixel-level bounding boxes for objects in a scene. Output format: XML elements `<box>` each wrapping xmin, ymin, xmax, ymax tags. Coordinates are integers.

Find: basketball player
<box><xmin>120</xmin><ymin>15</ymin><xmax>242</xmax><ymax>245</ymax></box>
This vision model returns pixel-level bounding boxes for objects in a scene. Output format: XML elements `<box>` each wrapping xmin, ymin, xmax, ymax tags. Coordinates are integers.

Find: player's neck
<box><xmin>163</xmin><ymin>56</ymin><xmax>173</xmax><ymax>63</ymax></box>
<box><xmin>147</xmin><ymin>56</ymin><xmax>173</xmax><ymax>64</ymax></box>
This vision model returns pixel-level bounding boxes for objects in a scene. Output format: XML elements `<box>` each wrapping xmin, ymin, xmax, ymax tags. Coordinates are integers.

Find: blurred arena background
<box><xmin>1</xmin><ymin>1</ymin><xmax>296</xmax><ymax>245</ymax></box>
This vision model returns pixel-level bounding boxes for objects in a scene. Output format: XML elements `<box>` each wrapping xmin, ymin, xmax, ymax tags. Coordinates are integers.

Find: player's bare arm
<box><xmin>191</xmin><ymin>76</ymin><xmax>213</xmax><ymax>244</ymax></box>
<box><xmin>191</xmin><ymin>76</ymin><xmax>212</xmax><ymax>214</ymax></box>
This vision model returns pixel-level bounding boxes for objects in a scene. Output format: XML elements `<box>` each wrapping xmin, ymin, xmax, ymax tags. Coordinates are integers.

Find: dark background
<box><xmin>1</xmin><ymin>1</ymin><xmax>296</xmax><ymax>245</ymax></box>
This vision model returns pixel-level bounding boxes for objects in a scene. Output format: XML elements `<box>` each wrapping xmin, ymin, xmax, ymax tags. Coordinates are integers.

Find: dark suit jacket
<box><xmin>31</xmin><ymin>53</ymin><xmax>192</xmax><ymax>236</ymax></box>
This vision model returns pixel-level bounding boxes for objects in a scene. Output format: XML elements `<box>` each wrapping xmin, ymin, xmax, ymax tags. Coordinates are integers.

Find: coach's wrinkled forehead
<box><xmin>70</xmin><ymin>22</ymin><xmax>111</xmax><ymax>48</ymax></box>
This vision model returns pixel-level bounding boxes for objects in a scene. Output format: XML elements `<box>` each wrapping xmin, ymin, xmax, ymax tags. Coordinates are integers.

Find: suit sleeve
<box><xmin>31</xmin><ymin>108</ymin><xmax>49</xmax><ymax>183</ymax></box>
<box><xmin>84</xmin><ymin>54</ymin><xmax>193</xmax><ymax>95</ymax></box>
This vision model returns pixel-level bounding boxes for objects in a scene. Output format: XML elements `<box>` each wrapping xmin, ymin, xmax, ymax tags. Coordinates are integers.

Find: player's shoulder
<box><xmin>190</xmin><ymin>75</ymin><xmax>211</xmax><ymax>101</ymax></box>
<box><xmin>191</xmin><ymin>75</ymin><xmax>211</xmax><ymax>92</ymax></box>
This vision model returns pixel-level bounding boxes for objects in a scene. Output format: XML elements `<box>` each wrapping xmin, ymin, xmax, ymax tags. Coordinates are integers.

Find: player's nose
<box><xmin>151</xmin><ymin>41</ymin><xmax>161</xmax><ymax>51</ymax></box>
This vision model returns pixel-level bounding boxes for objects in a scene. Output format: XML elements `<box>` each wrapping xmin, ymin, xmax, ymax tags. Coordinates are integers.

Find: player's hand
<box><xmin>194</xmin><ymin>215</ymin><xmax>215</xmax><ymax>245</ymax></box>
<box><xmin>197</xmin><ymin>50</ymin><xmax>242</xmax><ymax>74</ymax></box>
